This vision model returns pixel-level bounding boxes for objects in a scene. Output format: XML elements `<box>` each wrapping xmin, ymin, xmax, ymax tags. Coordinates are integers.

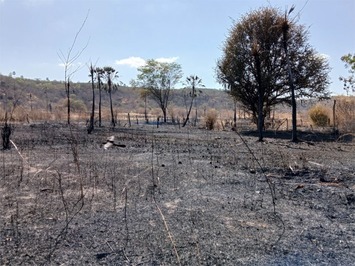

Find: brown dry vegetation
<box><xmin>1</xmin><ymin>74</ymin><xmax>355</xmax><ymax>133</ymax></box>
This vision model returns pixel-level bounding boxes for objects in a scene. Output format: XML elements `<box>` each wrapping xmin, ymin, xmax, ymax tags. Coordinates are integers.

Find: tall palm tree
<box><xmin>95</xmin><ymin>67</ymin><xmax>104</xmax><ymax>127</ymax></box>
<box><xmin>102</xmin><ymin>66</ymin><xmax>118</xmax><ymax>127</ymax></box>
<box><xmin>87</xmin><ymin>63</ymin><xmax>95</xmax><ymax>134</ymax></box>
<box><xmin>182</xmin><ymin>75</ymin><xmax>204</xmax><ymax>127</ymax></box>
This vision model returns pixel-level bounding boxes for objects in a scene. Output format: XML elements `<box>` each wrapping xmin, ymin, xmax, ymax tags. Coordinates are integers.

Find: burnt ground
<box><xmin>0</xmin><ymin>122</ymin><xmax>354</xmax><ymax>265</ymax></box>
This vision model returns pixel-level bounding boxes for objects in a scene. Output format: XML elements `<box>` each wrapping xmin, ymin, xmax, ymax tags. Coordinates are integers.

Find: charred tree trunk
<box><xmin>2</xmin><ymin>114</ymin><xmax>12</xmax><ymax>150</ymax></box>
<box><xmin>182</xmin><ymin>95</ymin><xmax>194</xmax><ymax>127</ymax></box>
<box><xmin>282</xmin><ymin>16</ymin><xmax>297</xmax><ymax>142</ymax></box>
<box><xmin>88</xmin><ymin>66</ymin><xmax>95</xmax><ymax>134</ymax></box>
<box><xmin>66</xmin><ymin>79</ymin><xmax>71</xmax><ymax>125</ymax></box>
<box><xmin>162</xmin><ymin>107</ymin><xmax>167</xmax><ymax>123</ymax></box>
<box><xmin>109</xmin><ymin>90</ymin><xmax>115</xmax><ymax>127</ymax></box>
<box><xmin>253</xmin><ymin>48</ymin><xmax>264</xmax><ymax>141</ymax></box>
<box><xmin>108</xmin><ymin>77</ymin><xmax>115</xmax><ymax>128</ymax></box>
<box><xmin>144</xmin><ymin>96</ymin><xmax>148</xmax><ymax>123</ymax></box>
<box><xmin>98</xmin><ymin>77</ymin><xmax>102</xmax><ymax>127</ymax></box>
<box><xmin>233</xmin><ymin>98</ymin><xmax>237</xmax><ymax>130</ymax></box>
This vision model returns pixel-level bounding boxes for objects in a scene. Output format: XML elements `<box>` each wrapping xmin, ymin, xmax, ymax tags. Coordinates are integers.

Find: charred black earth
<box><xmin>1</xmin><ymin>123</ymin><xmax>354</xmax><ymax>265</ymax></box>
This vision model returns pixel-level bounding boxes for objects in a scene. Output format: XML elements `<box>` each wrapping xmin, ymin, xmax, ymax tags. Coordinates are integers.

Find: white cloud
<box><xmin>115</xmin><ymin>57</ymin><xmax>146</xmax><ymax>68</ymax></box>
<box><xmin>156</xmin><ymin>56</ymin><xmax>179</xmax><ymax>63</ymax></box>
<box><xmin>115</xmin><ymin>56</ymin><xmax>179</xmax><ymax>68</ymax></box>
<box><xmin>25</xmin><ymin>0</ymin><xmax>54</xmax><ymax>6</ymax></box>
<box><xmin>317</xmin><ymin>53</ymin><xmax>330</xmax><ymax>60</ymax></box>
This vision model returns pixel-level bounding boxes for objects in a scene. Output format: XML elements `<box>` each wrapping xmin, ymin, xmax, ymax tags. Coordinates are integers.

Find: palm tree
<box><xmin>95</xmin><ymin>67</ymin><xmax>104</xmax><ymax>127</ymax></box>
<box><xmin>182</xmin><ymin>75</ymin><xmax>204</xmax><ymax>127</ymax></box>
<box><xmin>87</xmin><ymin>63</ymin><xmax>95</xmax><ymax>134</ymax></box>
<box><xmin>102</xmin><ymin>66</ymin><xmax>118</xmax><ymax>127</ymax></box>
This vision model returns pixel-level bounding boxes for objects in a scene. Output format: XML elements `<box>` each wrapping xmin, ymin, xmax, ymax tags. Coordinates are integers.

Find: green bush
<box><xmin>58</xmin><ymin>97</ymin><xmax>88</xmax><ymax>113</ymax></box>
<box><xmin>309</xmin><ymin>105</ymin><xmax>329</xmax><ymax>127</ymax></box>
<box><xmin>71</xmin><ymin>98</ymin><xmax>87</xmax><ymax>112</ymax></box>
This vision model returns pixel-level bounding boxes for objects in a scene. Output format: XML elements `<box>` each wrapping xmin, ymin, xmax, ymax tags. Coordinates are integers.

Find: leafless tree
<box><xmin>58</xmin><ymin>10</ymin><xmax>90</xmax><ymax>125</ymax></box>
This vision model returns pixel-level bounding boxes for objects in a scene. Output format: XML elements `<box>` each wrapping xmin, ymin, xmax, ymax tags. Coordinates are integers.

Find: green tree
<box><xmin>339</xmin><ymin>53</ymin><xmax>355</xmax><ymax>94</ymax></box>
<box><xmin>135</xmin><ymin>59</ymin><xmax>183</xmax><ymax>122</ymax></box>
<box><xmin>182</xmin><ymin>75</ymin><xmax>204</xmax><ymax>127</ymax></box>
<box><xmin>216</xmin><ymin>7</ymin><xmax>330</xmax><ymax>141</ymax></box>
<box><xmin>102</xmin><ymin>66</ymin><xmax>119</xmax><ymax>127</ymax></box>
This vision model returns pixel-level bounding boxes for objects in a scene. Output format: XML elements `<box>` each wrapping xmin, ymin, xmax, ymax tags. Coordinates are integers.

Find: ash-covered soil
<box><xmin>1</xmin><ymin>123</ymin><xmax>354</xmax><ymax>265</ymax></box>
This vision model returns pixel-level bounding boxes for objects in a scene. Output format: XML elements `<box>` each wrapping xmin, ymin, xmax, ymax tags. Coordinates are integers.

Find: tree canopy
<box><xmin>339</xmin><ymin>53</ymin><xmax>355</xmax><ymax>94</ymax></box>
<box><xmin>135</xmin><ymin>59</ymin><xmax>183</xmax><ymax>122</ymax></box>
<box><xmin>216</xmin><ymin>7</ymin><xmax>330</xmax><ymax>124</ymax></box>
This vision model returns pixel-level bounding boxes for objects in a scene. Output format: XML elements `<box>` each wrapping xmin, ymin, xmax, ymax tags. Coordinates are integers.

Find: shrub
<box><xmin>309</xmin><ymin>104</ymin><xmax>329</xmax><ymax>127</ymax></box>
<box><xmin>335</xmin><ymin>96</ymin><xmax>355</xmax><ymax>133</ymax></box>
<box><xmin>205</xmin><ymin>109</ymin><xmax>218</xmax><ymax>130</ymax></box>
<box><xmin>58</xmin><ymin>97</ymin><xmax>87</xmax><ymax>113</ymax></box>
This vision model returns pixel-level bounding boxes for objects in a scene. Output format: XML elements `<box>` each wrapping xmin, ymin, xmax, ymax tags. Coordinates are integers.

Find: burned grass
<box><xmin>0</xmin><ymin>123</ymin><xmax>354</xmax><ymax>265</ymax></box>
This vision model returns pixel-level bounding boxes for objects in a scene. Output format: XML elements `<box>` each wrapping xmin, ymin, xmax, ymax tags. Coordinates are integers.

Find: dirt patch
<box><xmin>1</xmin><ymin>123</ymin><xmax>354</xmax><ymax>265</ymax></box>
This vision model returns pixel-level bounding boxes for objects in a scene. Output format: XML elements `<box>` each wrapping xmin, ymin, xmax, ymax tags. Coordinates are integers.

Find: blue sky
<box><xmin>0</xmin><ymin>0</ymin><xmax>354</xmax><ymax>95</ymax></box>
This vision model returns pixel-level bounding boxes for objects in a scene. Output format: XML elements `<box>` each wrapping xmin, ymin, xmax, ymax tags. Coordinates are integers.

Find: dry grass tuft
<box><xmin>335</xmin><ymin>96</ymin><xmax>355</xmax><ymax>133</ymax></box>
<box><xmin>308</xmin><ymin>104</ymin><xmax>330</xmax><ymax>127</ymax></box>
<box><xmin>205</xmin><ymin>109</ymin><xmax>218</xmax><ymax>130</ymax></box>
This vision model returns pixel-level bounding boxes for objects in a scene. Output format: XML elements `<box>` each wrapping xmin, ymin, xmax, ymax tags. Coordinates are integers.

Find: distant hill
<box><xmin>0</xmin><ymin>74</ymin><xmax>236</xmax><ymax>121</ymax></box>
<box><xmin>0</xmin><ymin>74</ymin><xmax>342</xmax><ymax>127</ymax></box>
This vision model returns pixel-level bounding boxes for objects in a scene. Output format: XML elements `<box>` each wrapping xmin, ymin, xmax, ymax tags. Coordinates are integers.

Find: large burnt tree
<box><xmin>216</xmin><ymin>7</ymin><xmax>330</xmax><ymax>140</ymax></box>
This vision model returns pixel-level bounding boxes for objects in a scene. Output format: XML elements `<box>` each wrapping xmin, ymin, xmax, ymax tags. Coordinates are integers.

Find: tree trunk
<box><xmin>254</xmin><ymin>52</ymin><xmax>264</xmax><ymax>142</ymax></box>
<box><xmin>162</xmin><ymin>107</ymin><xmax>167</xmax><ymax>123</ymax></box>
<box><xmin>109</xmin><ymin>90</ymin><xmax>115</xmax><ymax>127</ymax></box>
<box><xmin>182</xmin><ymin>98</ymin><xmax>194</xmax><ymax>127</ymax></box>
<box><xmin>333</xmin><ymin>100</ymin><xmax>336</xmax><ymax>130</ymax></box>
<box><xmin>98</xmin><ymin>79</ymin><xmax>102</xmax><ymax>127</ymax></box>
<box><xmin>290</xmin><ymin>78</ymin><xmax>297</xmax><ymax>142</ymax></box>
<box><xmin>144</xmin><ymin>96</ymin><xmax>148</xmax><ymax>123</ymax></box>
<box><xmin>2</xmin><ymin>114</ymin><xmax>12</xmax><ymax>150</ymax></box>
<box><xmin>283</xmin><ymin>24</ymin><xmax>297</xmax><ymax>142</ymax></box>
<box><xmin>88</xmin><ymin>67</ymin><xmax>95</xmax><ymax>134</ymax></box>
<box><xmin>286</xmin><ymin>49</ymin><xmax>297</xmax><ymax>142</ymax></box>
<box><xmin>233</xmin><ymin>98</ymin><xmax>237</xmax><ymax>130</ymax></box>
<box><xmin>66</xmin><ymin>79</ymin><xmax>70</xmax><ymax>125</ymax></box>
